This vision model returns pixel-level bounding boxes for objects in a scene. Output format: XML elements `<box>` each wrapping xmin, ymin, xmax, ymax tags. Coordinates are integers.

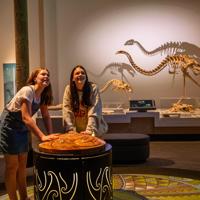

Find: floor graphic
<box><xmin>113</xmin><ymin>174</ymin><xmax>200</xmax><ymax>200</ymax></box>
<box><xmin>1</xmin><ymin>174</ymin><xmax>200</xmax><ymax>200</ymax></box>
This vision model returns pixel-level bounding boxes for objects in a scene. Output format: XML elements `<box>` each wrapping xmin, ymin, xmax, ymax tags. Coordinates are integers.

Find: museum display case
<box><xmin>36</xmin><ymin>100</ymin><xmax>200</xmax><ymax>135</ymax></box>
<box><xmin>158</xmin><ymin>97</ymin><xmax>200</xmax><ymax>118</ymax></box>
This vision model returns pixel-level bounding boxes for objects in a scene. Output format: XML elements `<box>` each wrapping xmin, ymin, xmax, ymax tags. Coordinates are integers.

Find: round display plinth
<box><xmin>33</xmin><ymin>143</ymin><xmax>112</xmax><ymax>200</ymax></box>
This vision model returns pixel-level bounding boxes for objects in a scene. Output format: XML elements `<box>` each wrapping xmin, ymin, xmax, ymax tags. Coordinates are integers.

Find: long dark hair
<box><xmin>70</xmin><ymin>65</ymin><xmax>92</xmax><ymax>112</ymax></box>
<box><xmin>26</xmin><ymin>67</ymin><xmax>53</xmax><ymax>105</ymax></box>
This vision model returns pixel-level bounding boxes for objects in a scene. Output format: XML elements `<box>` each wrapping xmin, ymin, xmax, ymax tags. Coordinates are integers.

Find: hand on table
<box><xmin>80</xmin><ymin>131</ymin><xmax>95</xmax><ymax>136</ymax></box>
<box><xmin>41</xmin><ymin>133</ymin><xmax>60</xmax><ymax>142</ymax></box>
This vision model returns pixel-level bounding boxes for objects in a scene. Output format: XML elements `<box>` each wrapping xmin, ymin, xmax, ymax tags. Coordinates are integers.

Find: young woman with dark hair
<box><xmin>63</xmin><ymin>65</ymin><xmax>107</xmax><ymax>137</ymax></box>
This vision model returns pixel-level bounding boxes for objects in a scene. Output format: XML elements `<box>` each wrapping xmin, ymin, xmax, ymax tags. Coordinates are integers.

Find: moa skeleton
<box><xmin>124</xmin><ymin>39</ymin><xmax>200</xmax><ymax>63</ymax></box>
<box><xmin>116</xmin><ymin>50</ymin><xmax>200</xmax><ymax>96</ymax></box>
<box><xmin>100</xmin><ymin>79</ymin><xmax>133</xmax><ymax>98</ymax></box>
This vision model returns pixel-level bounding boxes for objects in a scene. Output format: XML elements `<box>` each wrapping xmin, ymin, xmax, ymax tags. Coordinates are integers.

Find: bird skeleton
<box><xmin>100</xmin><ymin>79</ymin><xmax>133</xmax><ymax>99</ymax></box>
<box><xmin>116</xmin><ymin>50</ymin><xmax>200</xmax><ymax>96</ymax></box>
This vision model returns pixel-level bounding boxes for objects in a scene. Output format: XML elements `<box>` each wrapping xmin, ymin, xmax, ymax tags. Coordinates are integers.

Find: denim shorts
<box><xmin>0</xmin><ymin>109</ymin><xmax>29</xmax><ymax>154</ymax></box>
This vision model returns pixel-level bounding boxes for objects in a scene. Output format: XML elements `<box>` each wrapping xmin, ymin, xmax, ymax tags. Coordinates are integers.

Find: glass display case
<box><xmin>102</xmin><ymin>101</ymin><xmax>128</xmax><ymax>114</ymax></box>
<box><xmin>159</xmin><ymin>97</ymin><xmax>199</xmax><ymax>108</ymax></box>
<box><xmin>158</xmin><ymin>97</ymin><xmax>200</xmax><ymax>118</ymax></box>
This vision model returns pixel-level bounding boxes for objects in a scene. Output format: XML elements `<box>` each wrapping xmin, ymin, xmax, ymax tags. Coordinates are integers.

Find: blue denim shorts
<box><xmin>0</xmin><ymin>109</ymin><xmax>29</xmax><ymax>154</ymax></box>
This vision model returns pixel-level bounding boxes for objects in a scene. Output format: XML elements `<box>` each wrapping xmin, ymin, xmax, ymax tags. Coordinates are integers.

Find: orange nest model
<box><xmin>39</xmin><ymin>132</ymin><xmax>106</xmax><ymax>154</ymax></box>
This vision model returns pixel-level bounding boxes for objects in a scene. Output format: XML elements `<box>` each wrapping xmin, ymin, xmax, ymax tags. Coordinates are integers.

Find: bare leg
<box><xmin>4</xmin><ymin>154</ymin><xmax>19</xmax><ymax>200</ymax></box>
<box><xmin>17</xmin><ymin>153</ymin><xmax>28</xmax><ymax>200</ymax></box>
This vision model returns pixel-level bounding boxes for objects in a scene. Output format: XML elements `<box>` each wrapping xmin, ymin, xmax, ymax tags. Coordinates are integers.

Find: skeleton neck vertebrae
<box><xmin>116</xmin><ymin>50</ymin><xmax>200</xmax><ymax>97</ymax></box>
<box><xmin>116</xmin><ymin>50</ymin><xmax>200</xmax><ymax>76</ymax></box>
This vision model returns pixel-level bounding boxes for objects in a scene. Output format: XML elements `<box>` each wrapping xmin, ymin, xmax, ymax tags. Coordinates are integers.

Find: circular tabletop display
<box><xmin>38</xmin><ymin>132</ymin><xmax>106</xmax><ymax>155</ymax></box>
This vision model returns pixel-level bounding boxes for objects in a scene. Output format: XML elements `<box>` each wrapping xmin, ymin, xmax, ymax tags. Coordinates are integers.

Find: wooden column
<box><xmin>38</xmin><ymin>0</ymin><xmax>45</xmax><ymax>67</ymax></box>
<box><xmin>14</xmin><ymin>0</ymin><xmax>29</xmax><ymax>91</ymax></box>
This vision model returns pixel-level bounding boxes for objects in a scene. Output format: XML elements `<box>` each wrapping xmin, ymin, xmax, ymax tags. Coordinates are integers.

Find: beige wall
<box><xmin>0</xmin><ymin>0</ymin><xmax>59</xmax><ymax>111</ymax></box>
<box><xmin>0</xmin><ymin>0</ymin><xmax>15</xmax><ymax>111</ymax></box>
<box><xmin>1</xmin><ymin>0</ymin><xmax>200</xmax><ymax>112</ymax></box>
<box><xmin>55</xmin><ymin>0</ymin><xmax>200</xmax><ymax>107</ymax></box>
<box><xmin>0</xmin><ymin>0</ymin><xmax>42</xmax><ymax>111</ymax></box>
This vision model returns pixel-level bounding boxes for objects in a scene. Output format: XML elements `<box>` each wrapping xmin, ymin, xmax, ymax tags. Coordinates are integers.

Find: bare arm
<box><xmin>21</xmin><ymin>100</ymin><xmax>58</xmax><ymax>141</ymax></box>
<box><xmin>40</xmin><ymin>105</ymin><xmax>53</xmax><ymax>133</ymax></box>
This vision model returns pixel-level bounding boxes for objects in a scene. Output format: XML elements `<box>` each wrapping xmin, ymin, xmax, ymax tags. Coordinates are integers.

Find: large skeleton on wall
<box><xmin>116</xmin><ymin>50</ymin><xmax>200</xmax><ymax>94</ymax></box>
<box><xmin>116</xmin><ymin>50</ymin><xmax>200</xmax><ymax>112</ymax></box>
<box><xmin>90</xmin><ymin>39</ymin><xmax>200</xmax><ymax>112</ymax></box>
<box><xmin>124</xmin><ymin>39</ymin><xmax>200</xmax><ymax>63</ymax></box>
